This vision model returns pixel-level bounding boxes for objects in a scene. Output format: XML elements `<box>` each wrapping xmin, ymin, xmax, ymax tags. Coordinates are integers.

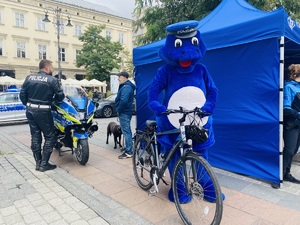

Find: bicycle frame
<box><xmin>133</xmin><ymin>107</ymin><xmax>223</xmax><ymax>225</ymax></box>
<box><xmin>149</xmin><ymin>111</ymin><xmax>194</xmax><ymax>194</ymax></box>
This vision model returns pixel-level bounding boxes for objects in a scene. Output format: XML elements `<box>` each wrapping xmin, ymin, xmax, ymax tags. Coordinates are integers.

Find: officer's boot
<box><xmin>38</xmin><ymin>152</ymin><xmax>57</xmax><ymax>172</ymax></box>
<box><xmin>33</xmin><ymin>151</ymin><xmax>42</xmax><ymax>171</ymax></box>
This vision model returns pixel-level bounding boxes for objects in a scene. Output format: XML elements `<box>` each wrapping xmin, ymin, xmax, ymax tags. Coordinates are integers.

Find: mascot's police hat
<box><xmin>166</xmin><ymin>20</ymin><xmax>199</xmax><ymax>38</ymax></box>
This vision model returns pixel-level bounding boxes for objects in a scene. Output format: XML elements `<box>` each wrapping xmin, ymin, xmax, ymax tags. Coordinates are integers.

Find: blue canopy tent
<box><xmin>133</xmin><ymin>0</ymin><xmax>300</xmax><ymax>185</ymax></box>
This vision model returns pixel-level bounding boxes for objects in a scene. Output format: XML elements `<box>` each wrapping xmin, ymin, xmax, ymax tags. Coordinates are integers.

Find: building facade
<box><xmin>0</xmin><ymin>0</ymin><xmax>133</xmax><ymax>81</ymax></box>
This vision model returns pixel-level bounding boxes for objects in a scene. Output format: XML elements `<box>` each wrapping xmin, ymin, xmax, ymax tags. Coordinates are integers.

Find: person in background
<box><xmin>92</xmin><ymin>89</ymin><xmax>99</xmax><ymax>102</ymax></box>
<box><xmin>115</xmin><ymin>71</ymin><xmax>136</xmax><ymax>159</ymax></box>
<box><xmin>283</xmin><ymin>64</ymin><xmax>300</xmax><ymax>184</ymax></box>
<box><xmin>20</xmin><ymin>59</ymin><xmax>65</xmax><ymax>172</ymax></box>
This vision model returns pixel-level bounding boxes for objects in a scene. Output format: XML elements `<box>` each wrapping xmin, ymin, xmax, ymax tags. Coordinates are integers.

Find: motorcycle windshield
<box><xmin>63</xmin><ymin>85</ymin><xmax>88</xmax><ymax>110</ymax></box>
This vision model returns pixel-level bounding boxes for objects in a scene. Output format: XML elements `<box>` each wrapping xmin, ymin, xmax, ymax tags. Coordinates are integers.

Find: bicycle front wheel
<box><xmin>172</xmin><ymin>153</ymin><xmax>223</xmax><ymax>225</ymax></box>
<box><xmin>132</xmin><ymin>135</ymin><xmax>155</xmax><ymax>190</ymax></box>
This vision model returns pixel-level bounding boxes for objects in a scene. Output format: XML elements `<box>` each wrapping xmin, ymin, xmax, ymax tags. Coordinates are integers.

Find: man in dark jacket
<box><xmin>115</xmin><ymin>71</ymin><xmax>136</xmax><ymax>159</ymax></box>
<box><xmin>20</xmin><ymin>59</ymin><xmax>65</xmax><ymax>172</ymax></box>
<box><xmin>92</xmin><ymin>89</ymin><xmax>99</xmax><ymax>102</ymax></box>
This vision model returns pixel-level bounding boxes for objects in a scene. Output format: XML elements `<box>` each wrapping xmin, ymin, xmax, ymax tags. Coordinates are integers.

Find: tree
<box><xmin>134</xmin><ymin>0</ymin><xmax>300</xmax><ymax>46</ymax></box>
<box><xmin>76</xmin><ymin>25</ymin><xmax>123</xmax><ymax>81</ymax></box>
<box><xmin>121</xmin><ymin>49</ymin><xmax>134</xmax><ymax>76</ymax></box>
<box><xmin>248</xmin><ymin>0</ymin><xmax>300</xmax><ymax>19</ymax></box>
<box><xmin>133</xmin><ymin>0</ymin><xmax>223</xmax><ymax>45</ymax></box>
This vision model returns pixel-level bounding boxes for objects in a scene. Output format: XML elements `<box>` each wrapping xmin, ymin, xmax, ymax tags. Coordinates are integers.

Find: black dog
<box><xmin>106</xmin><ymin>122</ymin><xmax>122</xmax><ymax>149</ymax></box>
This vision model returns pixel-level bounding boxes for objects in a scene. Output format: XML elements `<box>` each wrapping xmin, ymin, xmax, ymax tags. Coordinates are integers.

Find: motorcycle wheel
<box><xmin>76</xmin><ymin>139</ymin><xmax>89</xmax><ymax>165</ymax></box>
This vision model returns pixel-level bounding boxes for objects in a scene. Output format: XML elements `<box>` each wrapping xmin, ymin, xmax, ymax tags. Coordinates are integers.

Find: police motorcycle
<box><xmin>52</xmin><ymin>85</ymin><xmax>98</xmax><ymax>165</ymax></box>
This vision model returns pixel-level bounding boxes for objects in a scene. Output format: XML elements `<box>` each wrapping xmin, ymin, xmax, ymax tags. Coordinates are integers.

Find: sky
<box><xmin>85</xmin><ymin>0</ymin><xmax>135</xmax><ymax>19</ymax></box>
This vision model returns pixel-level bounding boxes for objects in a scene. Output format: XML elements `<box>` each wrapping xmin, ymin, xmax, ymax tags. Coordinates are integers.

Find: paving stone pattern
<box><xmin>0</xmin><ymin>126</ymin><xmax>151</xmax><ymax>225</ymax></box>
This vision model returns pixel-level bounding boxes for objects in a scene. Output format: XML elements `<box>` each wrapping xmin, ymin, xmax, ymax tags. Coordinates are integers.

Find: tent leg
<box><xmin>278</xmin><ymin>36</ymin><xmax>285</xmax><ymax>189</ymax></box>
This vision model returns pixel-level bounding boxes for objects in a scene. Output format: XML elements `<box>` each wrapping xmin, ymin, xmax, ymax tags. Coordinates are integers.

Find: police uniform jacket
<box><xmin>20</xmin><ymin>71</ymin><xmax>65</xmax><ymax>106</ymax></box>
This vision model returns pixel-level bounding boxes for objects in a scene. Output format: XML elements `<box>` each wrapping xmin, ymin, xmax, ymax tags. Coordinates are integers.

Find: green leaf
<box><xmin>76</xmin><ymin>25</ymin><xmax>124</xmax><ymax>81</ymax></box>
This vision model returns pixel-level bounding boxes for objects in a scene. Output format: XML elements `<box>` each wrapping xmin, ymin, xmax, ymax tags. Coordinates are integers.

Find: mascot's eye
<box><xmin>174</xmin><ymin>39</ymin><xmax>182</xmax><ymax>48</ymax></box>
<box><xmin>191</xmin><ymin>37</ymin><xmax>199</xmax><ymax>46</ymax></box>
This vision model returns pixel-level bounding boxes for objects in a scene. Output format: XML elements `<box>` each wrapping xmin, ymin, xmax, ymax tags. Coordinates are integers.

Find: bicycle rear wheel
<box><xmin>172</xmin><ymin>153</ymin><xmax>223</xmax><ymax>225</ymax></box>
<box><xmin>132</xmin><ymin>135</ymin><xmax>155</xmax><ymax>190</ymax></box>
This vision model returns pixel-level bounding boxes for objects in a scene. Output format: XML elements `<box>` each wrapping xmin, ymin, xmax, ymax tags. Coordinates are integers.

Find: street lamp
<box><xmin>43</xmin><ymin>7</ymin><xmax>72</xmax><ymax>82</ymax></box>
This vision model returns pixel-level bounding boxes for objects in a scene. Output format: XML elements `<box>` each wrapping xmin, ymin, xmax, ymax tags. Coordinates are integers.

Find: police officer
<box><xmin>20</xmin><ymin>59</ymin><xmax>65</xmax><ymax>172</ymax></box>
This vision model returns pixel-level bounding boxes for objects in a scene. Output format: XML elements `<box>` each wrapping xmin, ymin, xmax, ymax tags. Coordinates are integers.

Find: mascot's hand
<box><xmin>200</xmin><ymin>102</ymin><xmax>214</xmax><ymax>115</ymax></box>
<box><xmin>149</xmin><ymin>101</ymin><xmax>167</xmax><ymax>116</ymax></box>
<box><xmin>198</xmin><ymin>110</ymin><xmax>211</xmax><ymax>118</ymax></box>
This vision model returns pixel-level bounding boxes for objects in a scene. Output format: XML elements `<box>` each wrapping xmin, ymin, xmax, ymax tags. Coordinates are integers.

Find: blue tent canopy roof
<box><xmin>133</xmin><ymin>0</ymin><xmax>300</xmax><ymax>66</ymax></box>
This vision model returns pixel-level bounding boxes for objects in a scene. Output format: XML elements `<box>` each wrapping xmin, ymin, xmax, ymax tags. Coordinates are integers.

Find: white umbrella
<box><xmin>79</xmin><ymin>79</ymin><xmax>92</xmax><ymax>87</ymax></box>
<box><xmin>89</xmin><ymin>79</ymin><xmax>107</xmax><ymax>87</ymax></box>
<box><xmin>18</xmin><ymin>78</ymin><xmax>25</xmax><ymax>84</ymax></box>
<box><xmin>61</xmin><ymin>78</ymin><xmax>81</xmax><ymax>85</ymax></box>
<box><xmin>0</xmin><ymin>76</ymin><xmax>23</xmax><ymax>85</ymax></box>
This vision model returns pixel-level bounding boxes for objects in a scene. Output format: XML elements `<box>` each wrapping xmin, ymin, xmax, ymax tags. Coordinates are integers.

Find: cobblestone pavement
<box><xmin>0</xmin><ymin>121</ymin><xmax>151</xmax><ymax>225</ymax></box>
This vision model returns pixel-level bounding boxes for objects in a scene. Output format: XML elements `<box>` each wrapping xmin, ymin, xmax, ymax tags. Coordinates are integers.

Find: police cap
<box><xmin>166</xmin><ymin>20</ymin><xmax>199</xmax><ymax>38</ymax></box>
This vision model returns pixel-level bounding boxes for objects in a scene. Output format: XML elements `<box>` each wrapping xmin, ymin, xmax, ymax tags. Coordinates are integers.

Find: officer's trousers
<box><xmin>26</xmin><ymin>107</ymin><xmax>56</xmax><ymax>158</ymax></box>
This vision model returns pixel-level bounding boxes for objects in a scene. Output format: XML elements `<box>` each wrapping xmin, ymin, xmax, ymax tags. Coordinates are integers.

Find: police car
<box><xmin>0</xmin><ymin>92</ymin><xmax>26</xmax><ymax>123</ymax></box>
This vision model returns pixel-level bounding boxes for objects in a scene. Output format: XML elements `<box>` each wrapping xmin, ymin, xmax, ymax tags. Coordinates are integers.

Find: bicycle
<box><xmin>132</xmin><ymin>107</ymin><xmax>223</xmax><ymax>225</ymax></box>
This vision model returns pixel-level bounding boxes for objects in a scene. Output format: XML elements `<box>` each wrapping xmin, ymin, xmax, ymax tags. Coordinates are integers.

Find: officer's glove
<box><xmin>51</xmin><ymin>101</ymin><xmax>61</xmax><ymax>111</ymax></box>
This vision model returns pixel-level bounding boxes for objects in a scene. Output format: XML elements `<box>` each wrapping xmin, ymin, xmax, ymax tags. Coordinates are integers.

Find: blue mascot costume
<box><xmin>148</xmin><ymin>20</ymin><xmax>225</xmax><ymax>203</ymax></box>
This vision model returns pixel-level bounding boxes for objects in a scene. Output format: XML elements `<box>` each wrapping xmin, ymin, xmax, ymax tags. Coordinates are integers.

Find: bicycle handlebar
<box><xmin>162</xmin><ymin>107</ymin><xmax>211</xmax><ymax>117</ymax></box>
<box><xmin>161</xmin><ymin>107</ymin><xmax>211</xmax><ymax>124</ymax></box>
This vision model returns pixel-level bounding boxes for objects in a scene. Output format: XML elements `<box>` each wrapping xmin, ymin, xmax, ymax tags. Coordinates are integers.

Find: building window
<box><xmin>36</xmin><ymin>17</ymin><xmax>46</xmax><ymax>31</ymax></box>
<box><xmin>106</xmin><ymin>30</ymin><xmax>111</xmax><ymax>38</ymax></box>
<box><xmin>0</xmin><ymin>39</ymin><xmax>3</xmax><ymax>56</ymax></box>
<box><xmin>75</xmin><ymin>49</ymin><xmax>80</xmax><ymax>61</ymax></box>
<box><xmin>119</xmin><ymin>33</ymin><xmax>124</xmax><ymax>44</ymax></box>
<box><xmin>38</xmin><ymin>44</ymin><xmax>47</xmax><ymax>59</ymax></box>
<box><xmin>59</xmin><ymin>47</ymin><xmax>66</xmax><ymax>62</ymax></box>
<box><xmin>17</xmin><ymin>42</ymin><xmax>26</xmax><ymax>58</ymax></box>
<box><xmin>15</xmin><ymin>12</ymin><xmax>25</xmax><ymax>27</ymax></box>
<box><xmin>74</xmin><ymin>25</ymin><xmax>82</xmax><ymax>36</ymax></box>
